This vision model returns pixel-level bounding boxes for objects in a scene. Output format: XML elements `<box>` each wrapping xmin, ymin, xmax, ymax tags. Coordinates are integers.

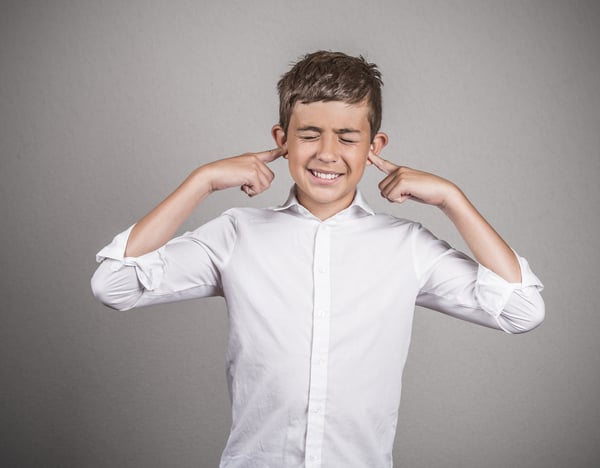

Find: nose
<box><xmin>316</xmin><ymin>135</ymin><xmax>338</xmax><ymax>163</ymax></box>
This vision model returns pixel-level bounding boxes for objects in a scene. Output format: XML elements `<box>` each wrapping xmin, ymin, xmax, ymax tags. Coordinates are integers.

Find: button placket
<box><xmin>304</xmin><ymin>224</ymin><xmax>332</xmax><ymax>467</ymax></box>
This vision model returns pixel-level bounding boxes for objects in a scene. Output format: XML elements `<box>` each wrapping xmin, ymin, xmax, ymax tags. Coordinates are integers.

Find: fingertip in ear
<box><xmin>279</xmin><ymin>140</ymin><xmax>289</xmax><ymax>159</ymax></box>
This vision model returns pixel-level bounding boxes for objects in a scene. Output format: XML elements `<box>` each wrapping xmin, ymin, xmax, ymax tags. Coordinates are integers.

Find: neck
<box><xmin>295</xmin><ymin>187</ymin><xmax>356</xmax><ymax>220</ymax></box>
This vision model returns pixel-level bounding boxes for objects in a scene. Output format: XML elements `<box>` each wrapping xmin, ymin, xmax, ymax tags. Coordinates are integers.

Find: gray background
<box><xmin>1</xmin><ymin>0</ymin><xmax>598</xmax><ymax>467</ymax></box>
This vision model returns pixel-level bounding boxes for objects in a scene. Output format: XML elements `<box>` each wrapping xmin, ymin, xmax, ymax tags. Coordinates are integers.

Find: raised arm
<box><xmin>368</xmin><ymin>150</ymin><xmax>544</xmax><ymax>333</ymax></box>
<box><xmin>368</xmin><ymin>151</ymin><xmax>520</xmax><ymax>283</ymax></box>
<box><xmin>125</xmin><ymin>147</ymin><xmax>286</xmax><ymax>257</ymax></box>
<box><xmin>91</xmin><ymin>147</ymin><xmax>285</xmax><ymax>310</ymax></box>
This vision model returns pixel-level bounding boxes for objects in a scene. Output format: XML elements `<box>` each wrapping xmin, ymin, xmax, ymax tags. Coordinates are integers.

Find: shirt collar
<box><xmin>272</xmin><ymin>185</ymin><xmax>375</xmax><ymax>220</ymax></box>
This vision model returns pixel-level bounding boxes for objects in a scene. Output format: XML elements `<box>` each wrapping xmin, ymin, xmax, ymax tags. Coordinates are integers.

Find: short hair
<box><xmin>277</xmin><ymin>51</ymin><xmax>383</xmax><ymax>140</ymax></box>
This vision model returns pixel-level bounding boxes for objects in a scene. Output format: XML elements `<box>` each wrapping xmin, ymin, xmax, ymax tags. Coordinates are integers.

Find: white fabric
<box><xmin>91</xmin><ymin>188</ymin><xmax>544</xmax><ymax>468</ymax></box>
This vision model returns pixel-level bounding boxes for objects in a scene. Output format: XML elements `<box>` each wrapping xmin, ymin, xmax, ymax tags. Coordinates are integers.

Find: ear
<box><xmin>367</xmin><ymin>132</ymin><xmax>389</xmax><ymax>165</ymax></box>
<box><xmin>271</xmin><ymin>125</ymin><xmax>288</xmax><ymax>158</ymax></box>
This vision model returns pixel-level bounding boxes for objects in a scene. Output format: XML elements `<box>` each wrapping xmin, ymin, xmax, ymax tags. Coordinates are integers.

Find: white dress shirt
<box><xmin>91</xmin><ymin>189</ymin><xmax>544</xmax><ymax>468</ymax></box>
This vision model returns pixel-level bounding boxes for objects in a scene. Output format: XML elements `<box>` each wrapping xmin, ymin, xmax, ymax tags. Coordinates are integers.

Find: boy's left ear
<box><xmin>367</xmin><ymin>132</ymin><xmax>388</xmax><ymax>164</ymax></box>
<box><xmin>271</xmin><ymin>125</ymin><xmax>288</xmax><ymax>158</ymax></box>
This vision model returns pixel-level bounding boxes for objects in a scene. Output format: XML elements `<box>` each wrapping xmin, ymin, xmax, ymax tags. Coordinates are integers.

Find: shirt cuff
<box><xmin>95</xmin><ymin>225</ymin><xmax>166</xmax><ymax>291</ymax></box>
<box><xmin>475</xmin><ymin>251</ymin><xmax>544</xmax><ymax>317</ymax></box>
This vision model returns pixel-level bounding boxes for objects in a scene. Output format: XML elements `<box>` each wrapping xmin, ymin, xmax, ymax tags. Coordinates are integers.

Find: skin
<box><xmin>271</xmin><ymin>100</ymin><xmax>387</xmax><ymax>220</ymax></box>
<box><xmin>367</xmin><ymin>153</ymin><xmax>521</xmax><ymax>282</ymax></box>
<box><xmin>124</xmin><ymin>99</ymin><xmax>521</xmax><ymax>283</ymax></box>
<box><xmin>123</xmin><ymin>148</ymin><xmax>285</xmax><ymax>258</ymax></box>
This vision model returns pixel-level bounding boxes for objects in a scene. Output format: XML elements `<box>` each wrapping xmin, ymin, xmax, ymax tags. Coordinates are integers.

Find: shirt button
<box><xmin>318</xmin><ymin>265</ymin><xmax>328</xmax><ymax>274</ymax></box>
<box><xmin>312</xmin><ymin>407</ymin><xmax>321</xmax><ymax>414</ymax></box>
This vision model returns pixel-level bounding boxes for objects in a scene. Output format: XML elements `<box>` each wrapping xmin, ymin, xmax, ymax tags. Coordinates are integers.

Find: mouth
<box><xmin>308</xmin><ymin>169</ymin><xmax>343</xmax><ymax>181</ymax></box>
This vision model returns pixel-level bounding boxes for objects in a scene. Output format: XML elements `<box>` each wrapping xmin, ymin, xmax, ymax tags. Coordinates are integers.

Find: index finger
<box><xmin>256</xmin><ymin>146</ymin><xmax>287</xmax><ymax>163</ymax></box>
<box><xmin>368</xmin><ymin>150</ymin><xmax>397</xmax><ymax>175</ymax></box>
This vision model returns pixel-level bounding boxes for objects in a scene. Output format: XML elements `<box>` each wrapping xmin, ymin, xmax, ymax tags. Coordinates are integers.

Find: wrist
<box><xmin>190</xmin><ymin>165</ymin><xmax>216</xmax><ymax>196</ymax></box>
<box><xmin>439</xmin><ymin>183</ymin><xmax>468</xmax><ymax>215</ymax></box>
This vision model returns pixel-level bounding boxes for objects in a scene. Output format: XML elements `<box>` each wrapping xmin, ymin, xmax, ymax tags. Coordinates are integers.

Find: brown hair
<box><xmin>277</xmin><ymin>51</ymin><xmax>383</xmax><ymax>140</ymax></box>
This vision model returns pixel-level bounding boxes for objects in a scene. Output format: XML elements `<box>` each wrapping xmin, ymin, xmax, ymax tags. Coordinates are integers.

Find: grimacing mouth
<box><xmin>308</xmin><ymin>169</ymin><xmax>343</xmax><ymax>180</ymax></box>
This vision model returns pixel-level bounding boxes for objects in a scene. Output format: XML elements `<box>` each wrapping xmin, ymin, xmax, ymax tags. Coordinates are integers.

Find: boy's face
<box><xmin>272</xmin><ymin>100</ymin><xmax>387</xmax><ymax>220</ymax></box>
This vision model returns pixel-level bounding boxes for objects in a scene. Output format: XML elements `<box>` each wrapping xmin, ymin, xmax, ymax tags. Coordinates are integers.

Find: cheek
<box><xmin>347</xmin><ymin>148</ymin><xmax>369</xmax><ymax>169</ymax></box>
<box><xmin>286</xmin><ymin>144</ymin><xmax>312</xmax><ymax>165</ymax></box>
<box><xmin>285</xmin><ymin>152</ymin><xmax>306</xmax><ymax>178</ymax></box>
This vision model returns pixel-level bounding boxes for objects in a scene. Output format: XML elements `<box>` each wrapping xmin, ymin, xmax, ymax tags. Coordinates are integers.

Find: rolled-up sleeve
<box><xmin>475</xmin><ymin>254</ymin><xmax>545</xmax><ymax>333</ymax></box>
<box><xmin>413</xmin><ymin>224</ymin><xmax>544</xmax><ymax>334</ymax></box>
<box><xmin>91</xmin><ymin>213</ymin><xmax>237</xmax><ymax>311</ymax></box>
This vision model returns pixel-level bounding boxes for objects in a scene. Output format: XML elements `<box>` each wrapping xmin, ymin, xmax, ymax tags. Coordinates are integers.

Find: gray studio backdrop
<box><xmin>1</xmin><ymin>1</ymin><xmax>599</xmax><ymax>467</ymax></box>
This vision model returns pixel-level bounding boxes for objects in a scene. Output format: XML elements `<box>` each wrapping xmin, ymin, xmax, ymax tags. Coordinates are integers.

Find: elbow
<box><xmin>90</xmin><ymin>263</ymin><xmax>139</xmax><ymax>311</ymax></box>
<box><xmin>90</xmin><ymin>268</ymin><xmax>109</xmax><ymax>306</ymax></box>
<box><xmin>91</xmin><ymin>271</ymin><xmax>126</xmax><ymax>311</ymax></box>
<box><xmin>530</xmin><ymin>295</ymin><xmax>545</xmax><ymax>331</ymax></box>
<box><xmin>514</xmin><ymin>305</ymin><xmax>545</xmax><ymax>334</ymax></box>
<box><xmin>506</xmin><ymin>289</ymin><xmax>546</xmax><ymax>334</ymax></box>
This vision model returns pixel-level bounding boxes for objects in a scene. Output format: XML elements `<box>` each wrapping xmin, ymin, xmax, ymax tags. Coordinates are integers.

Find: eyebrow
<box><xmin>296</xmin><ymin>126</ymin><xmax>361</xmax><ymax>134</ymax></box>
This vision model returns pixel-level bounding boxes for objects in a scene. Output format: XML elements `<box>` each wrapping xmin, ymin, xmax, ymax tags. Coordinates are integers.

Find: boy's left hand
<box><xmin>369</xmin><ymin>151</ymin><xmax>522</xmax><ymax>283</ymax></box>
<box><xmin>368</xmin><ymin>150</ymin><xmax>459</xmax><ymax>209</ymax></box>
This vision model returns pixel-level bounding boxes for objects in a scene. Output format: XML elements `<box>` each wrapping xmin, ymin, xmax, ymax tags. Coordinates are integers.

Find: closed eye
<box><xmin>299</xmin><ymin>134</ymin><xmax>319</xmax><ymax>141</ymax></box>
<box><xmin>340</xmin><ymin>137</ymin><xmax>358</xmax><ymax>144</ymax></box>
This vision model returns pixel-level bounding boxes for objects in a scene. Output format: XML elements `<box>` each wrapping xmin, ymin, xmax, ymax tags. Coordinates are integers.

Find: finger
<box><xmin>255</xmin><ymin>166</ymin><xmax>274</xmax><ymax>192</ymax></box>
<box><xmin>242</xmin><ymin>164</ymin><xmax>274</xmax><ymax>196</ymax></box>
<box><xmin>368</xmin><ymin>150</ymin><xmax>397</xmax><ymax>175</ymax></box>
<box><xmin>378</xmin><ymin>166</ymin><xmax>411</xmax><ymax>195</ymax></box>
<box><xmin>256</xmin><ymin>146</ymin><xmax>287</xmax><ymax>164</ymax></box>
<box><xmin>254</xmin><ymin>164</ymin><xmax>275</xmax><ymax>191</ymax></box>
<box><xmin>385</xmin><ymin>185</ymin><xmax>411</xmax><ymax>204</ymax></box>
<box><xmin>378</xmin><ymin>173</ymin><xmax>397</xmax><ymax>197</ymax></box>
<box><xmin>380</xmin><ymin>175</ymin><xmax>406</xmax><ymax>202</ymax></box>
<box><xmin>379</xmin><ymin>173</ymin><xmax>412</xmax><ymax>204</ymax></box>
<box><xmin>241</xmin><ymin>185</ymin><xmax>256</xmax><ymax>197</ymax></box>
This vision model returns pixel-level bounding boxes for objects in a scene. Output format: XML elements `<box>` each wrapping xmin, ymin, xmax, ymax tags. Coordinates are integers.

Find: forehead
<box><xmin>289</xmin><ymin>100</ymin><xmax>370</xmax><ymax>130</ymax></box>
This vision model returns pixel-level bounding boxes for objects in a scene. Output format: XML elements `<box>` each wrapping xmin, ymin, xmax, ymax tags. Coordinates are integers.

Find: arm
<box><xmin>368</xmin><ymin>151</ymin><xmax>519</xmax><ymax>282</ymax></box>
<box><xmin>126</xmin><ymin>147</ymin><xmax>286</xmax><ymax>257</ymax></box>
<box><xmin>91</xmin><ymin>147</ymin><xmax>286</xmax><ymax>309</ymax></box>
<box><xmin>368</xmin><ymin>151</ymin><xmax>544</xmax><ymax>333</ymax></box>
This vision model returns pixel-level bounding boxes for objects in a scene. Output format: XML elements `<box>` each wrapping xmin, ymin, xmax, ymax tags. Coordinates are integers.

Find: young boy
<box><xmin>91</xmin><ymin>51</ymin><xmax>544</xmax><ymax>468</ymax></box>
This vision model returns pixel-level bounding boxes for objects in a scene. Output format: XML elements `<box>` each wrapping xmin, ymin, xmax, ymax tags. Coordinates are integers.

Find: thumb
<box><xmin>368</xmin><ymin>150</ymin><xmax>396</xmax><ymax>175</ymax></box>
<box><xmin>256</xmin><ymin>146</ymin><xmax>287</xmax><ymax>164</ymax></box>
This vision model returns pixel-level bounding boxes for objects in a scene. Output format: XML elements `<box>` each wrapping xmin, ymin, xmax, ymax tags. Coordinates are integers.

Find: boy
<box><xmin>91</xmin><ymin>51</ymin><xmax>544</xmax><ymax>467</ymax></box>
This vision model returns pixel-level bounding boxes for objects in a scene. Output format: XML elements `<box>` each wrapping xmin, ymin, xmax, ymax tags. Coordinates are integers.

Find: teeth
<box><xmin>311</xmin><ymin>170</ymin><xmax>340</xmax><ymax>180</ymax></box>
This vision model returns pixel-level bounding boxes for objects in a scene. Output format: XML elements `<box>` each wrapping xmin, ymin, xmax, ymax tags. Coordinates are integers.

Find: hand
<box><xmin>123</xmin><ymin>146</ymin><xmax>286</xmax><ymax>258</ymax></box>
<box><xmin>368</xmin><ymin>151</ymin><xmax>523</xmax><ymax>283</ymax></box>
<box><xmin>204</xmin><ymin>147</ymin><xmax>287</xmax><ymax>197</ymax></box>
<box><xmin>368</xmin><ymin>150</ymin><xmax>459</xmax><ymax>209</ymax></box>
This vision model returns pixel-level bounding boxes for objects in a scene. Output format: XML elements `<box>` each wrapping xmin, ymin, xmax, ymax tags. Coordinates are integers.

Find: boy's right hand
<box><xmin>123</xmin><ymin>146</ymin><xmax>286</xmax><ymax>258</ymax></box>
<box><xmin>203</xmin><ymin>147</ymin><xmax>287</xmax><ymax>197</ymax></box>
